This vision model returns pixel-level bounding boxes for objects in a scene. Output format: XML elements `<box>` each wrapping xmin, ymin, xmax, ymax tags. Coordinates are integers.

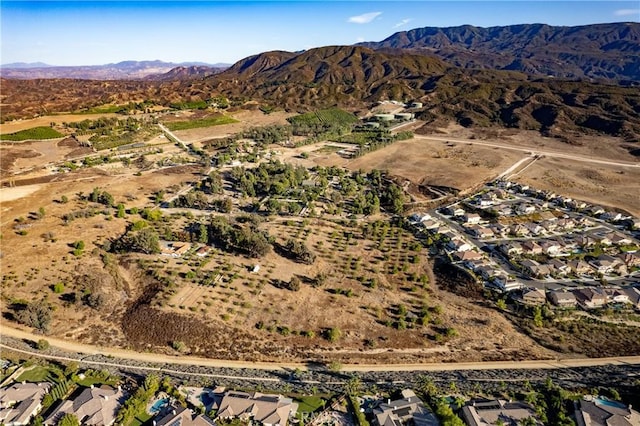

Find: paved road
<box><xmin>414</xmin><ymin>135</ymin><xmax>640</xmax><ymax>168</ymax></box>
<box><xmin>2</xmin><ymin>325</ymin><xmax>639</xmax><ymax>374</ymax></box>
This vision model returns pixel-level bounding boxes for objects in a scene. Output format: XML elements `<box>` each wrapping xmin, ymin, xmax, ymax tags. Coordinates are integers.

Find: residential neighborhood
<box><xmin>409</xmin><ymin>180</ymin><xmax>639</xmax><ymax>312</ymax></box>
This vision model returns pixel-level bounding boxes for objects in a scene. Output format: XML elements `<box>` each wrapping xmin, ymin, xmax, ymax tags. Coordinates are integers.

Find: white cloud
<box><xmin>393</xmin><ymin>19</ymin><xmax>412</xmax><ymax>29</ymax></box>
<box><xmin>356</xmin><ymin>37</ymin><xmax>366</xmax><ymax>43</ymax></box>
<box><xmin>613</xmin><ymin>8</ymin><xmax>640</xmax><ymax>17</ymax></box>
<box><xmin>348</xmin><ymin>12</ymin><xmax>382</xmax><ymax>24</ymax></box>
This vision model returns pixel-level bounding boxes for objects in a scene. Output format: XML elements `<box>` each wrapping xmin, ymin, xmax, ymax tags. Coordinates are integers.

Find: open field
<box><xmin>514</xmin><ymin>157</ymin><xmax>640</xmax><ymax>216</ymax></box>
<box><xmin>0</xmin><ymin>113</ymin><xmax>120</xmax><ymax>134</ymax></box>
<box><xmin>173</xmin><ymin>110</ymin><xmax>295</xmax><ymax>142</ymax></box>
<box><xmin>345</xmin><ymin>136</ymin><xmax>524</xmax><ymax>192</ymax></box>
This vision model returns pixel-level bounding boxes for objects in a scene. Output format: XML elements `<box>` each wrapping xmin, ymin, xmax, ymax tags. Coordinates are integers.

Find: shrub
<box><xmin>52</xmin><ymin>282</ymin><xmax>65</xmax><ymax>294</ymax></box>
<box><xmin>326</xmin><ymin>327</ymin><xmax>341</xmax><ymax>342</ymax></box>
<box><xmin>36</xmin><ymin>339</ymin><xmax>50</xmax><ymax>350</ymax></box>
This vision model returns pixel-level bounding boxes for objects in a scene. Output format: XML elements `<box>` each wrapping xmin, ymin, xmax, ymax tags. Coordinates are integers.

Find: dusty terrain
<box><xmin>515</xmin><ymin>157</ymin><xmax>640</xmax><ymax>216</ymax></box>
<box><xmin>0</xmin><ymin>116</ymin><xmax>638</xmax><ymax>364</ymax></box>
<box><xmin>346</xmin><ymin>137</ymin><xmax>523</xmax><ymax>192</ymax></box>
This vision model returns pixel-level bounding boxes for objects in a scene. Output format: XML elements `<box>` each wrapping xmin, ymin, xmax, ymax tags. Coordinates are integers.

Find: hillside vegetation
<box><xmin>2</xmin><ymin>45</ymin><xmax>639</xmax><ymax>141</ymax></box>
<box><xmin>358</xmin><ymin>22</ymin><xmax>640</xmax><ymax>83</ymax></box>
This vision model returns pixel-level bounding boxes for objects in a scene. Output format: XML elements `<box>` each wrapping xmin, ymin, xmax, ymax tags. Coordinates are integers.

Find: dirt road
<box><xmin>2</xmin><ymin>325</ymin><xmax>639</xmax><ymax>373</ymax></box>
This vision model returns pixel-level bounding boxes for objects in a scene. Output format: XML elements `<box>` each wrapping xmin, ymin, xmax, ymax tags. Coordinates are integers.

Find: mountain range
<box><xmin>358</xmin><ymin>22</ymin><xmax>640</xmax><ymax>83</ymax></box>
<box><xmin>0</xmin><ymin>60</ymin><xmax>230</xmax><ymax>80</ymax></box>
<box><xmin>2</xmin><ymin>22</ymin><xmax>639</xmax><ymax>142</ymax></box>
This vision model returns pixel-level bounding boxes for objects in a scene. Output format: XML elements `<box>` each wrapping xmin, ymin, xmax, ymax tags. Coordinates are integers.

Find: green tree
<box><xmin>36</xmin><ymin>339</ymin><xmax>50</xmax><ymax>350</ymax></box>
<box><xmin>16</xmin><ymin>300</ymin><xmax>52</xmax><ymax>332</ymax></box>
<box><xmin>130</xmin><ymin>228</ymin><xmax>160</xmax><ymax>254</ymax></box>
<box><xmin>198</xmin><ymin>223</ymin><xmax>208</xmax><ymax>244</ymax></box>
<box><xmin>53</xmin><ymin>282</ymin><xmax>65</xmax><ymax>294</ymax></box>
<box><xmin>116</xmin><ymin>203</ymin><xmax>126</xmax><ymax>218</ymax></box>
<box><xmin>57</xmin><ymin>413</ymin><xmax>80</xmax><ymax>426</ymax></box>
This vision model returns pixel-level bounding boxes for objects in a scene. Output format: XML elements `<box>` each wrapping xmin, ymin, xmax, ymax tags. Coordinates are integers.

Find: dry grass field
<box><xmin>514</xmin><ymin>157</ymin><xmax>640</xmax><ymax>216</ymax></box>
<box><xmin>346</xmin><ymin>137</ymin><xmax>524</xmax><ymax>191</ymax></box>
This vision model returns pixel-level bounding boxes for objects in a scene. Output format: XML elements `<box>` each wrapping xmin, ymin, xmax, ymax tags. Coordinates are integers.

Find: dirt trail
<box><xmin>2</xmin><ymin>325</ymin><xmax>639</xmax><ymax>373</ymax></box>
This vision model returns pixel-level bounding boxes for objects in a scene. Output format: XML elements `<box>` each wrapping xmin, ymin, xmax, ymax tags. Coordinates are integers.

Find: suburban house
<box><xmin>540</xmin><ymin>241</ymin><xmax>562</xmax><ymax>257</ymax></box>
<box><xmin>154</xmin><ymin>404</ymin><xmax>215</xmax><ymax>426</ymax></box>
<box><xmin>498</xmin><ymin>243</ymin><xmax>523</xmax><ymax>257</ymax></box>
<box><xmin>453</xmin><ymin>251</ymin><xmax>483</xmax><ymax>262</ymax></box>
<box><xmin>447</xmin><ymin>239</ymin><xmax>473</xmax><ymax>253</ymax></box>
<box><xmin>568</xmin><ymin>260</ymin><xmax>593</xmax><ymax>275</ymax></box>
<box><xmin>515</xmin><ymin>204</ymin><xmax>536</xmax><ymax>215</ymax></box>
<box><xmin>623</xmin><ymin>287</ymin><xmax>640</xmax><ymax>309</ymax></box>
<box><xmin>521</xmin><ymin>288</ymin><xmax>547</xmax><ymax>305</ymax></box>
<box><xmin>373</xmin><ymin>389</ymin><xmax>439</xmax><ymax>426</ymax></box>
<box><xmin>575</xmin><ymin>395</ymin><xmax>640</xmax><ymax>426</ymax></box>
<box><xmin>524</xmin><ymin>223</ymin><xmax>544</xmax><ymax>236</ymax></box>
<box><xmin>556</xmin><ymin>218</ymin><xmax>575</xmax><ymax>231</ymax></box>
<box><xmin>463</xmin><ymin>213</ymin><xmax>482</xmax><ymax>225</ymax></box>
<box><xmin>0</xmin><ymin>382</ymin><xmax>51</xmax><ymax>426</ymax></box>
<box><xmin>461</xmin><ymin>399</ymin><xmax>542</xmax><ymax>426</ymax></box>
<box><xmin>589</xmin><ymin>255</ymin><xmax>621</xmax><ymax>275</ymax></box>
<box><xmin>619</xmin><ymin>252</ymin><xmax>640</xmax><ymax>268</ymax></box>
<box><xmin>521</xmin><ymin>241</ymin><xmax>543</xmax><ymax>255</ymax></box>
<box><xmin>605</xmin><ymin>289</ymin><xmax>630</xmax><ymax>304</ymax></box>
<box><xmin>468</xmin><ymin>226</ymin><xmax>494</xmax><ymax>240</ymax></box>
<box><xmin>491</xmin><ymin>273</ymin><xmax>523</xmax><ymax>292</ymax></box>
<box><xmin>547</xmin><ymin>258</ymin><xmax>569</xmax><ymax>276</ymax></box>
<box><xmin>548</xmin><ymin>290</ymin><xmax>577</xmax><ymax>308</ymax></box>
<box><xmin>216</xmin><ymin>391</ymin><xmax>295</xmax><ymax>426</ymax></box>
<box><xmin>601</xmin><ymin>211</ymin><xmax>623</xmax><ymax>222</ymax></box>
<box><xmin>520</xmin><ymin>259</ymin><xmax>551</xmax><ymax>278</ymax></box>
<box><xmin>607</xmin><ymin>233</ymin><xmax>633</xmax><ymax>246</ymax></box>
<box><xmin>509</xmin><ymin>224</ymin><xmax>530</xmax><ymax>237</ymax></box>
<box><xmin>44</xmin><ymin>385</ymin><xmax>125</xmax><ymax>426</ymax></box>
<box><xmin>573</xmin><ymin>288</ymin><xmax>607</xmax><ymax>310</ymax></box>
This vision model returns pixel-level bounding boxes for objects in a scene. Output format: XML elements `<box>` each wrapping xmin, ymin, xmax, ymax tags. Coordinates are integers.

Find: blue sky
<box><xmin>1</xmin><ymin>1</ymin><xmax>639</xmax><ymax>66</ymax></box>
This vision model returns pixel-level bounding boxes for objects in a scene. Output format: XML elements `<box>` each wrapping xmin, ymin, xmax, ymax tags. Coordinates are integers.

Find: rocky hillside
<box><xmin>358</xmin><ymin>22</ymin><xmax>640</xmax><ymax>83</ymax></box>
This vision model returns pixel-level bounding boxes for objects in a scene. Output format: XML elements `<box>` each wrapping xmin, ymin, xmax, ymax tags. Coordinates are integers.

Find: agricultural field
<box><xmin>164</xmin><ymin>114</ymin><xmax>239</xmax><ymax>131</ymax></box>
<box><xmin>0</xmin><ymin>126</ymin><xmax>64</xmax><ymax>141</ymax></box>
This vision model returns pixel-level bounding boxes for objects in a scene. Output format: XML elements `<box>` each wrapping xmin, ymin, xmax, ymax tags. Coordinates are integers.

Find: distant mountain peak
<box><xmin>357</xmin><ymin>22</ymin><xmax>640</xmax><ymax>82</ymax></box>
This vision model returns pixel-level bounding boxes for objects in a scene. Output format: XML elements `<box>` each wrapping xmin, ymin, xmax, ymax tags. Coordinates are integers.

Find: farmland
<box><xmin>0</xmin><ymin>126</ymin><xmax>64</xmax><ymax>141</ymax></box>
<box><xmin>164</xmin><ymin>114</ymin><xmax>239</xmax><ymax>131</ymax></box>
